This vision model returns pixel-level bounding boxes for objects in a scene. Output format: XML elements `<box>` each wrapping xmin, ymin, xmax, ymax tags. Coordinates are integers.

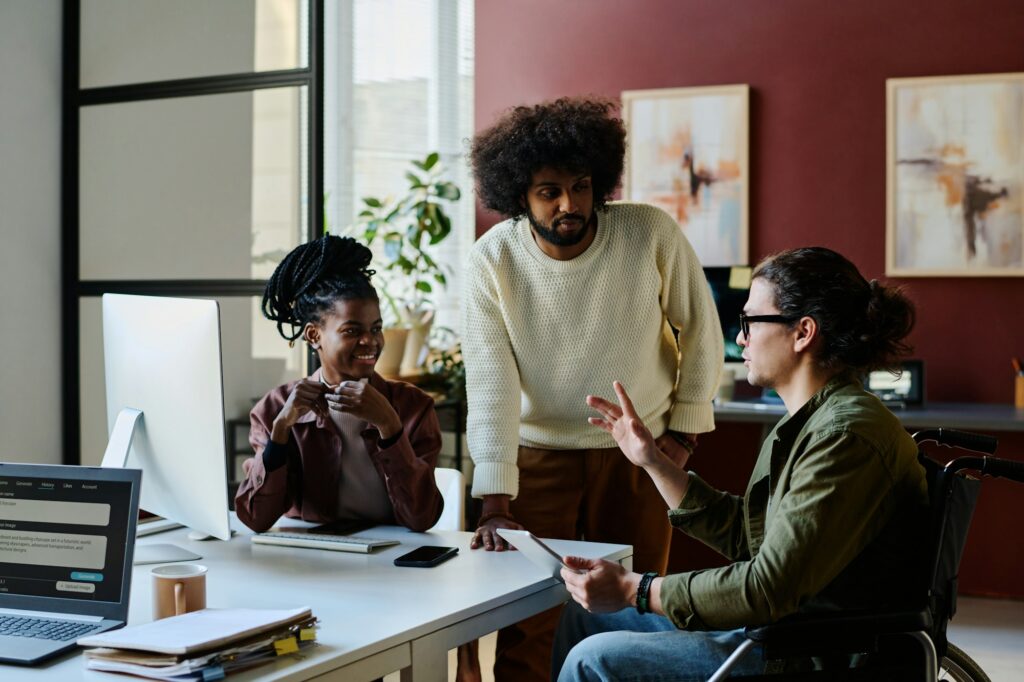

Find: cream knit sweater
<box><xmin>461</xmin><ymin>202</ymin><xmax>723</xmax><ymax>498</ymax></box>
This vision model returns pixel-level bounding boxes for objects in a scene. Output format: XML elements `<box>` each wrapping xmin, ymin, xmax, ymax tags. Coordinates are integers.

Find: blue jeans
<box><xmin>553</xmin><ymin>601</ymin><xmax>765</xmax><ymax>682</ymax></box>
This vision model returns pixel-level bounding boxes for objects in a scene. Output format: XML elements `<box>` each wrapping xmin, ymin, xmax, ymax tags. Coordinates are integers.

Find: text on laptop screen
<box><xmin>0</xmin><ymin>474</ymin><xmax>133</xmax><ymax>604</ymax></box>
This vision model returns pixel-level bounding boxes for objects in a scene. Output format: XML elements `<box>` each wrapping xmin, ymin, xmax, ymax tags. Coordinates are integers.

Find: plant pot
<box><xmin>377</xmin><ymin>327</ymin><xmax>409</xmax><ymax>378</ymax></box>
<box><xmin>400</xmin><ymin>309</ymin><xmax>434</xmax><ymax>376</ymax></box>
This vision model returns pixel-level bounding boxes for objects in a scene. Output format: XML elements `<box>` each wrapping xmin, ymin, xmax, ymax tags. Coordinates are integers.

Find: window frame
<box><xmin>61</xmin><ymin>0</ymin><xmax>325</xmax><ymax>464</ymax></box>
<box><xmin>322</xmin><ymin>0</ymin><xmax>475</xmax><ymax>334</ymax></box>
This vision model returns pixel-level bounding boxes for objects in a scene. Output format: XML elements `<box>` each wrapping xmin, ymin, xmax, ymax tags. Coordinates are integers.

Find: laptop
<box><xmin>0</xmin><ymin>463</ymin><xmax>141</xmax><ymax>665</ymax></box>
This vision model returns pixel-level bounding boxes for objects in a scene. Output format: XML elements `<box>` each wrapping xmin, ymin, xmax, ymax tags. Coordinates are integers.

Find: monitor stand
<box><xmin>133</xmin><ymin>543</ymin><xmax>201</xmax><ymax>565</ymax></box>
<box><xmin>102</xmin><ymin>407</ymin><xmax>204</xmax><ymax>565</ymax></box>
<box><xmin>136</xmin><ymin>517</ymin><xmax>185</xmax><ymax>537</ymax></box>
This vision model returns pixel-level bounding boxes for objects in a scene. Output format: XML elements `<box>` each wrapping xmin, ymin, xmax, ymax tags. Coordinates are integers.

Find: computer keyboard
<box><xmin>0</xmin><ymin>615</ymin><xmax>96</xmax><ymax>641</ymax></box>
<box><xmin>251</xmin><ymin>531</ymin><xmax>400</xmax><ymax>553</ymax></box>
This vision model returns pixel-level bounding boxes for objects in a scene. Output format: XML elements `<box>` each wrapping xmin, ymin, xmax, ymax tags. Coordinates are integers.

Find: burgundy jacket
<box><xmin>235</xmin><ymin>369</ymin><xmax>444</xmax><ymax>533</ymax></box>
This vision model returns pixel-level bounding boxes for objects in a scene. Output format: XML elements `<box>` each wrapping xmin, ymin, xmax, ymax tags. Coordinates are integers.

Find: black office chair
<box><xmin>709</xmin><ymin>428</ymin><xmax>1024</xmax><ymax>682</ymax></box>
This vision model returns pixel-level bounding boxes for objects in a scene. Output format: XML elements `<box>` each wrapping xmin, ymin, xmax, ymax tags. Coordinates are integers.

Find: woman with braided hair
<box><xmin>234</xmin><ymin>235</ymin><xmax>444</xmax><ymax>533</ymax></box>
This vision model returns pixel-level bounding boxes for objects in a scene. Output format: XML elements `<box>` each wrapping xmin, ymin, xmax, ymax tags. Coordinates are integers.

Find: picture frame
<box><xmin>621</xmin><ymin>85</ymin><xmax>749</xmax><ymax>266</ymax></box>
<box><xmin>886</xmin><ymin>72</ymin><xmax>1024</xmax><ymax>277</ymax></box>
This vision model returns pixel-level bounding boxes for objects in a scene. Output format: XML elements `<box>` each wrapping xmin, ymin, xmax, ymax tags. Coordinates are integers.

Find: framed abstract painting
<box><xmin>887</xmin><ymin>72</ymin><xmax>1024</xmax><ymax>276</ymax></box>
<box><xmin>621</xmin><ymin>85</ymin><xmax>749</xmax><ymax>266</ymax></box>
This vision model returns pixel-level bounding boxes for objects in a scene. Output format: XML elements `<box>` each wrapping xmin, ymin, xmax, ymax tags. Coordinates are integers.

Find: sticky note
<box><xmin>274</xmin><ymin>637</ymin><xmax>299</xmax><ymax>655</ymax></box>
<box><xmin>728</xmin><ymin>267</ymin><xmax>752</xmax><ymax>290</ymax></box>
<box><xmin>299</xmin><ymin>628</ymin><xmax>317</xmax><ymax>642</ymax></box>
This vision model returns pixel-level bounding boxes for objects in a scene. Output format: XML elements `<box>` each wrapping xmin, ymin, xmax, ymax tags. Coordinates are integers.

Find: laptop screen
<box><xmin>0</xmin><ymin>468</ymin><xmax>136</xmax><ymax>606</ymax></box>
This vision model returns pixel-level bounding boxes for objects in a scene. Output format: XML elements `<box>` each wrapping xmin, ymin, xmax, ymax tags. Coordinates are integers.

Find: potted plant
<box><xmin>348</xmin><ymin>152</ymin><xmax>461</xmax><ymax>376</ymax></box>
<box><xmin>416</xmin><ymin>326</ymin><xmax>466</xmax><ymax>403</ymax></box>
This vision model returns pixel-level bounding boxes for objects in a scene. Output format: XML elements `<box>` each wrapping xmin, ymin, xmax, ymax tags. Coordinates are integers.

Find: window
<box><xmin>323</xmin><ymin>0</ymin><xmax>474</xmax><ymax>333</ymax></box>
<box><xmin>65</xmin><ymin>0</ymin><xmax>323</xmax><ymax>464</ymax></box>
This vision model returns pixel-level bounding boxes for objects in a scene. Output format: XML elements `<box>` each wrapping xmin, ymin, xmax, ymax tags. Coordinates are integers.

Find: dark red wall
<box><xmin>476</xmin><ymin>0</ymin><xmax>1024</xmax><ymax>598</ymax></box>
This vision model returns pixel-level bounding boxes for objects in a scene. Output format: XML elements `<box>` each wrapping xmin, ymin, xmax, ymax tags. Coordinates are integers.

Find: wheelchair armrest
<box><xmin>744</xmin><ymin>609</ymin><xmax>932</xmax><ymax>659</ymax></box>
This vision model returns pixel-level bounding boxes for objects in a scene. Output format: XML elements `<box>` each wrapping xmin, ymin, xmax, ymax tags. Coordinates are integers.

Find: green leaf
<box><xmin>434</xmin><ymin>182</ymin><xmax>460</xmax><ymax>201</ymax></box>
<box><xmin>384</xmin><ymin>205</ymin><xmax>402</xmax><ymax>222</ymax></box>
<box><xmin>430</xmin><ymin>211</ymin><xmax>451</xmax><ymax>244</ymax></box>
<box><xmin>434</xmin><ymin>272</ymin><xmax>447</xmax><ymax>286</ymax></box>
<box><xmin>415</xmin><ymin>281</ymin><xmax>433</xmax><ymax>293</ymax></box>
<box><xmin>422</xmin><ymin>152</ymin><xmax>439</xmax><ymax>171</ymax></box>
<box><xmin>423</xmin><ymin>204</ymin><xmax>439</xmax><ymax>233</ymax></box>
<box><xmin>358</xmin><ymin>209</ymin><xmax>374</xmax><ymax>218</ymax></box>
<box><xmin>396</xmin><ymin>255</ymin><xmax>416</xmax><ymax>273</ymax></box>
<box><xmin>406</xmin><ymin>171</ymin><xmax>424</xmax><ymax>188</ymax></box>
<box><xmin>363</xmin><ymin>197</ymin><xmax>383</xmax><ymax>208</ymax></box>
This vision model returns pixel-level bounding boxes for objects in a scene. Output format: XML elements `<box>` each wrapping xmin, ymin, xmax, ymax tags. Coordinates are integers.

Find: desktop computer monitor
<box><xmin>100</xmin><ymin>294</ymin><xmax>232</xmax><ymax>561</ymax></box>
<box><xmin>703</xmin><ymin>265</ymin><xmax>753</xmax><ymax>370</ymax></box>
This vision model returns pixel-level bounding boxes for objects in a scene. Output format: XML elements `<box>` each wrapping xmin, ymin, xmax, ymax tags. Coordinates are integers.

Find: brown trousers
<box><xmin>493</xmin><ymin>445</ymin><xmax>673</xmax><ymax>682</ymax></box>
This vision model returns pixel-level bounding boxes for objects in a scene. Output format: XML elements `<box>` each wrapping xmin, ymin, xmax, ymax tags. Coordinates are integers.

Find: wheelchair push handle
<box><xmin>980</xmin><ymin>456</ymin><xmax>1024</xmax><ymax>483</ymax></box>
<box><xmin>912</xmin><ymin>428</ymin><xmax>998</xmax><ymax>454</ymax></box>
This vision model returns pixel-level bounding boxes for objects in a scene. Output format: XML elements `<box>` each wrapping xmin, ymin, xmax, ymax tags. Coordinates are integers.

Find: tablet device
<box><xmin>495</xmin><ymin>529</ymin><xmax>584</xmax><ymax>580</ymax></box>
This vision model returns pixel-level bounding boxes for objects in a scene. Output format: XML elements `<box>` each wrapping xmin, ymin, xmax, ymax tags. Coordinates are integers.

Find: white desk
<box><xmin>18</xmin><ymin>516</ymin><xmax>631</xmax><ymax>682</ymax></box>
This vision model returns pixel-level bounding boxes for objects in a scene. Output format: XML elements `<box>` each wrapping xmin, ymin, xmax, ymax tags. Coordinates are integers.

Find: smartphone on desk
<box><xmin>393</xmin><ymin>545</ymin><xmax>459</xmax><ymax>567</ymax></box>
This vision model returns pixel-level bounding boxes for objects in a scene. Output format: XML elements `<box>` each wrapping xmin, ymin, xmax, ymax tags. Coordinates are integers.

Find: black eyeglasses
<box><xmin>738</xmin><ymin>313</ymin><xmax>800</xmax><ymax>339</ymax></box>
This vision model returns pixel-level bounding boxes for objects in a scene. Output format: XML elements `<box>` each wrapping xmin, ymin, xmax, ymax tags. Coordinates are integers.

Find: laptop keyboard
<box><xmin>0</xmin><ymin>615</ymin><xmax>97</xmax><ymax>641</ymax></box>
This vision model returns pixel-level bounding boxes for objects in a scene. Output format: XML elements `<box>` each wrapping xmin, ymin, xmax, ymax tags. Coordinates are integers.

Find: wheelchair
<box><xmin>709</xmin><ymin>428</ymin><xmax>1024</xmax><ymax>682</ymax></box>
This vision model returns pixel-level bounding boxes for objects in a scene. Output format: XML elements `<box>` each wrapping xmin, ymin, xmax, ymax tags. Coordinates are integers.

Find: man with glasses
<box><xmin>551</xmin><ymin>247</ymin><xmax>929</xmax><ymax>680</ymax></box>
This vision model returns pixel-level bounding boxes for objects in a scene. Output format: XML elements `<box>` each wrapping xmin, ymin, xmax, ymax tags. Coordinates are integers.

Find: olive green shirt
<box><xmin>660</xmin><ymin>380</ymin><xmax>928</xmax><ymax>631</ymax></box>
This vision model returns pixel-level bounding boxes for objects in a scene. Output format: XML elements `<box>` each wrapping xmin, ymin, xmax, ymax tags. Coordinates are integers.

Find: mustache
<box><xmin>555</xmin><ymin>213</ymin><xmax>587</xmax><ymax>226</ymax></box>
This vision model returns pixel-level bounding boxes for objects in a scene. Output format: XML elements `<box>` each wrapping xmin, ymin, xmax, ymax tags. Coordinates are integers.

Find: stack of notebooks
<box><xmin>77</xmin><ymin>607</ymin><xmax>317</xmax><ymax>681</ymax></box>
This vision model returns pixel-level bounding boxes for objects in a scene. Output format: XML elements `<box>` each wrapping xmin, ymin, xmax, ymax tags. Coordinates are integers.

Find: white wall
<box><xmin>0</xmin><ymin>1</ymin><xmax>62</xmax><ymax>464</ymax></box>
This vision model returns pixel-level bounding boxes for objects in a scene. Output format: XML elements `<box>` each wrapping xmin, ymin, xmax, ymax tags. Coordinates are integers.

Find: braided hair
<box><xmin>262</xmin><ymin>235</ymin><xmax>378</xmax><ymax>343</ymax></box>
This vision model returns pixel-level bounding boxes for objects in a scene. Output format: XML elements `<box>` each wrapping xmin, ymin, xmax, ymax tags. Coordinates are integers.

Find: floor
<box><xmin>946</xmin><ymin>596</ymin><xmax>1024</xmax><ymax>681</ymax></box>
<box><xmin>382</xmin><ymin>632</ymin><xmax>497</xmax><ymax>682</ymax></box>
<box><xmin>383</xmin><ymin>596</ymin><xmax>1022</xmax><ymax>682</ymax></box>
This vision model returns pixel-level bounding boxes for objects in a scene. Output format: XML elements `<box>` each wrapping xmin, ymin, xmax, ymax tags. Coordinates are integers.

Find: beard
<box><xmin>526</xmin><ymin>208</ymin><xmax>595</xmax><ymax>247</ymax></box>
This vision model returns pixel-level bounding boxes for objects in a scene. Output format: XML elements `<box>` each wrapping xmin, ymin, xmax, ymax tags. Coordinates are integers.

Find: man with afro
<box><xmin>460</xmin><ymin>96</ymin><xmax>723</xmax><ymax>681</ymax></box>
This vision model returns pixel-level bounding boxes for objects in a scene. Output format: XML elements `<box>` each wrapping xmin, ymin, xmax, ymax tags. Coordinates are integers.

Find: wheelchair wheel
<box><xmin>939</xmin><ymin>643</ymin><xmax>990</xmax><ymax>682</ymax></box>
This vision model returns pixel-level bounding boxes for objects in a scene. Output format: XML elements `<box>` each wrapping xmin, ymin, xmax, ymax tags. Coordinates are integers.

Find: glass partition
<box><xmin>81</xmin><ymin>0</ymin><xmax>306</xmax><ymax>88</ymax></box>
<box><xmin>79</xmin><ymin>87</ymin><xmax>306</xmax><ymax>280</ymax></box>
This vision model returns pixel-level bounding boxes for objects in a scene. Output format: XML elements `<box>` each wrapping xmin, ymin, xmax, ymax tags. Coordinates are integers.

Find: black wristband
<box><xmin>636</xmin><ymin>571</ymin><xmax>658</xmax><ymax>615</ymax></box>
<box><xmin>377</xmin><ymin>428</ymin><xmax>403</xmax><ymax>450</ymax></box>
<box><xmin>261</xmin><ymin>438</ymin><xmax>292</xmax><ymax>473</ymax></box>
<box><xmin>668</xmin><ymin>431</ymin><xmax>696</xmax><ymax>453</ymax></box>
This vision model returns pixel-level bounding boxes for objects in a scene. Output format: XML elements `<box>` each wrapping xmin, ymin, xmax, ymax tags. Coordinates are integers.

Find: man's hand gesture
<box><xmin>586</xmin><ymin>381</ymin><xmax>661</xmax><ymax>469</ymax></box>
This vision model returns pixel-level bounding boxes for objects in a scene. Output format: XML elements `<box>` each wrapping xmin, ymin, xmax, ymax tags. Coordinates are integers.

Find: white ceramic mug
<box><xmin>151</xmin><ymin>563</ymin><xmax>207</xmax><ymax>620</ymax></box>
